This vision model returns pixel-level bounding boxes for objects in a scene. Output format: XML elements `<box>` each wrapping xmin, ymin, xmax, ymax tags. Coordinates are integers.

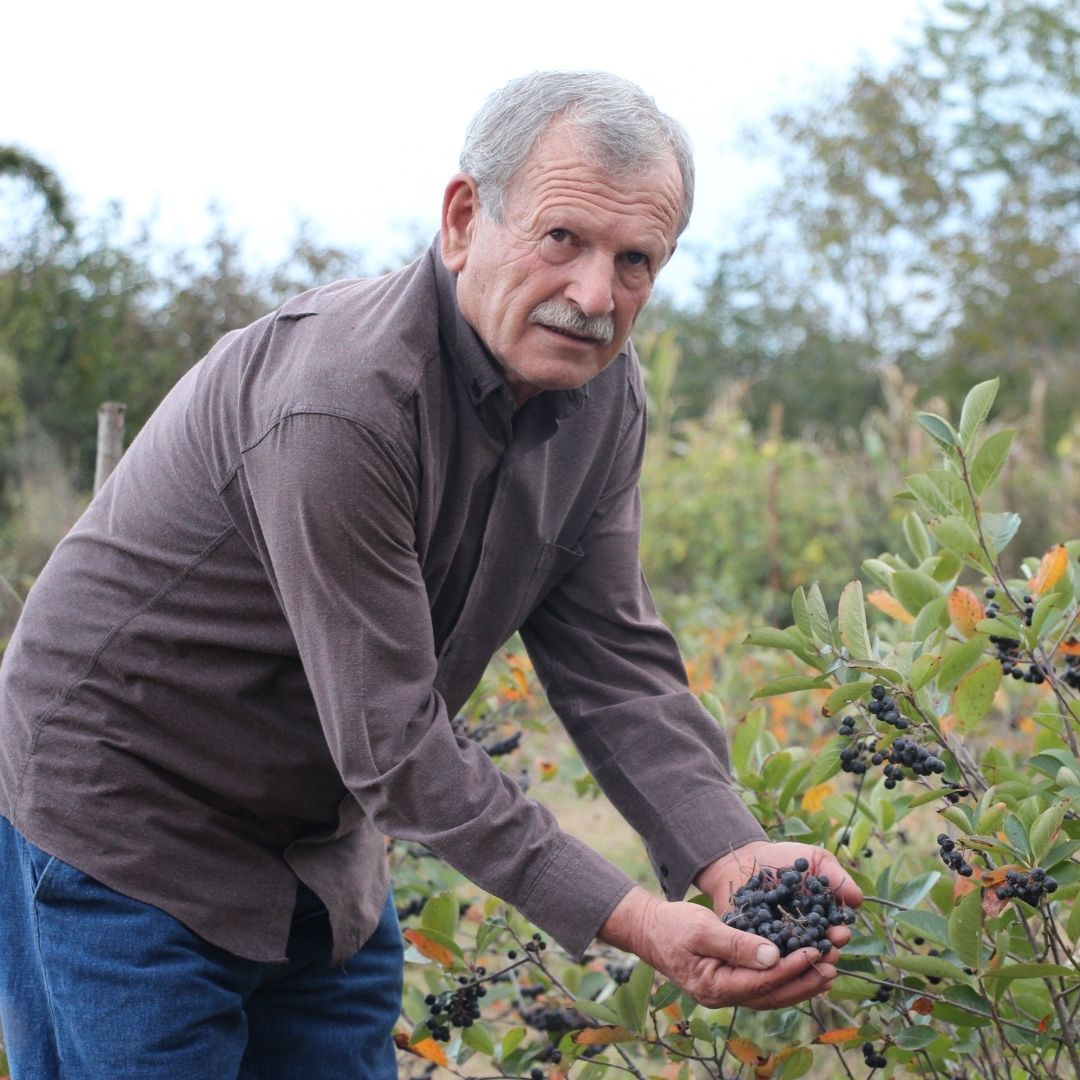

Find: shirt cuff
<box><xmin>643</xmin><ymin>786</ymin><xmax>767</xmax><ymax>904</ymax></box>
<box><xmin>513</xmin><ymin>835</ymin><xmax>636</xmax><ymax>962</ymax></box>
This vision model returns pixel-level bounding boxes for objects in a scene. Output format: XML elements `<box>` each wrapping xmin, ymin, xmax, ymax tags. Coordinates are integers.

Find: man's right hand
<box><xmin>598</xmin><ymin>886</ymin><xmax>839</xmax><ymax>1010</ymax></box>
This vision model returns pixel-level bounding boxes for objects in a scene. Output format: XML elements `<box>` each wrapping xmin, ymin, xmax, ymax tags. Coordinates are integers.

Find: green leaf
<box><xmin>912</xmin><ymin>596</ymin><xmax>951</xmax><ymax>641</ymax></box>
<box><xmin>910</xmin><ymin>653</ymin><xmax>943</xmax><ymax>691</ymax></box>
<box><xmin>1030</xmin><ymin>800</ymin><xmax>1072</xmax><ymax>863</ymax></box>
<box><xmin>838</xmin><ymin>581</ymin><xmax>872</xmax><ymax>661</ymax></box>
<box><xmin>983</xmin><ymin>963</ymin><xmax>1077</xmax><ymax>983</ymax></box>
<box><xmin>731</xmin><ymin>707</ymin><xmax>765</xmax><ymax>774</ymax></box>
<box><xmin>982</xmin><ymin>512</ymin><xmax>1022</xmax><ymax>556</ymax></box>
<box><xmin>929</xmin><ymin>550</ymin><xmax>964</xmax><ymax>582</ymax></box>
<box><xmin>937</xmin><ymin>633</ymin><xmax>990</xmax><ymax>693</ymax></box>
<box><xmin>615</xmin><ymin>960</ymin><xmax>653</xmax><ymax>1036</ymax></box>
<box><xmin>916</xmin><ymin>411</ymin><xmax>958</xmax><ymax>448</ymax></box>
<box><xmin>896</xmin><ymin>1026</ymin><xmax>939</xmax><ymax>1050</ymax></box>
<box><xmin>930</xmin><ymin>515</ymin><xmax>989</xmax><ymax>569</ymax></box>
<box><xmin>498</xmin><ymin>1026</ymin><xmax>526</xmax><ymax>1062</ymax></box>
<box><xmin>572</xmin><ymin>999</ymin><xmax>623</xmax><ymax>1026</ymax></box>
<box><xmin>903</xmin><ymin>512</ymin><xmax>935</xmax><ymax>563</ymax></box>
<box><xmin>822</xmin><ymin>681</ymin><xmax>872</xmax><ymax>717</ymax></box>
<box><xmin>743</xmin><ymin>627</ymin><xmax>808</xmax><ymax>651</ymax></box>
<box><xmin>958</xmin><ymin>379</ymin><xmax>999</xmax><ymax>452</ymax></box>
<box><xmin>889</xmin><ymin>954</ymin><xmax>972</xmax><ymax>982</ymax></box>
<box><xmin>651</xmin><ymin>980</ymin><xmax>681</xmax><ymax>1010</ymax></box>
<box><xmin>954</xmin><ymin>660</ymin><xmax>1002</xmax><ymax>733</ymax></box>
<box><xmin>751</xmin><ymin>675</ymin><xmax>831</xmax><ymax>699</ymax></box>
<box><xmin>806</xmin><ymin>583</ymin><xmax>835</xmax><ymax>651</ymax></box>
<box><xmin>948</xmin><ymin>890</ymin><xmax>984</xmax><ymax>970</ymax></box>
<box><xmin>891</xmin><ymin>909</ymin><xmax>950</xmax><ymax>946</ymax></box>
<box><xmin>1030</xmin><ymin>594</ymin><xmax>1065</xmax><ymax>638</ymax></box>
<box><xmin>892</xmin><ymin>570</ymin><xmax>942</xmax><ymax>617</ymax></box>
<box><xmin>862</xmin><ymin>558</ymin><xmax>897</xmax><ymax>588</ymax></box>
<box><xmin>906</xmin><ymin>473</ymin><xmax>955</xmax><ymax>518</ymax></box>
<box><xmin>927</xmin><ymin>470</ymin><xmax>971</xmax><ymax>517</ymax></box>
<box><xmin>808</xmin><ymin>741</ymin><xmax>843</xmax><ymax>785</ymax></box>
<box><xmin>778</xmin><ymin>1047</ymin><xmax>814</xmax><ymax>1079</ymax></box>
<box><xmin>892</xmin><ymin>871</ymin><xmax>942</xmax><ymax>910</ymax></box>
<box><xmin>970</xmin><ymin>429</ymin><xmax>1017</xmax><ymax>495</ymax></box>
<box><xmin>461</xmin><ymin>1022</ymin><xmax>495</xmax><ymax>1056</ymax></box>
<box><xmin>791</xmin><ymin>587</ymin><xmax>812</xmax><ymax>639</ymax></box>
<box><xmin>421</xmin><ymin>892</ymin><xmax>460</xmax><ymax>940</ymax></box>
<box><xmin>1004</xmin><ymin>814</ymin><xmax>1032</xmax><ymax>861</ymax></box>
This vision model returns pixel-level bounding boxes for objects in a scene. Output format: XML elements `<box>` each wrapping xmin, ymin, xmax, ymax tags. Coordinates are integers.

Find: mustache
<box><xmin>529</xmin><ymin>300</ymin><xmax>615</xmax><ymax>345</ymax></box>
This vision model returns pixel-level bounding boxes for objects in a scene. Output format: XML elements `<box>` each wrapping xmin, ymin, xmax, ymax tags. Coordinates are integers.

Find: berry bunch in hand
<box><xmin>721</xmin><ymin>858</ymin><xmax>857</xmax><ymax>957</ymax></box>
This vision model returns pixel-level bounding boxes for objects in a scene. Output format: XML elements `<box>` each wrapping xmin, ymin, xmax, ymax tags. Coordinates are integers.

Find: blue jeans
<box><xmin>0</xmin><ymin>817</ymin><xmax>403</xmax><ymax>1079</ymax></box>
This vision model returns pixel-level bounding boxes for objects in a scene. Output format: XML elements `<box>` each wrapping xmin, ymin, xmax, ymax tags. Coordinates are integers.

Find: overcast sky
<box><xmin>4</xmin><ymin>0</ymin><xmax>934</xmax><ymax>295</ymax></box>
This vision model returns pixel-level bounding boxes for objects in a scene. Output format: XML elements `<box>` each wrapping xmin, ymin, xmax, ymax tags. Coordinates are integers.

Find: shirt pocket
<box><xmin>510</xmin><ymin>540</ymin><xmax>584</xmax><ymax>629</ymax></box>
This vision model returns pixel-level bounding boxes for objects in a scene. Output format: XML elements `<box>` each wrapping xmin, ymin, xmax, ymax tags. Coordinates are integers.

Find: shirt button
<box><xmin>470</xmin><ymin>378</ymin><xmax>482</xmax><ymax>399</ymax></box>
<box><xmin>659</xmin><ymin>864</ymin><xmax>669</xmax><ymax>877</ymax></box>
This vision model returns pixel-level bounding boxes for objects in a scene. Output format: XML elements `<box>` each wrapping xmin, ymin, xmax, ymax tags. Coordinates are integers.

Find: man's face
<box><xmin>442</xmin><ymin>125</ymin><xmax>683</xmax><ymax>406</ymax></box>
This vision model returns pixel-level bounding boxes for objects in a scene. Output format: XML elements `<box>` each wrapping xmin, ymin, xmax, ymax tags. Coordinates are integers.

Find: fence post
<box><xmin>94</xmin><ymin>401</ymin><xmax>126</xmax><ymax>493</ymax></box>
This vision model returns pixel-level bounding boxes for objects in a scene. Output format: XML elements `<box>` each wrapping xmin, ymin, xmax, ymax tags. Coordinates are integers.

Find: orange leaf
<box><xmin>662</xmin><ymin>1002</ymin><xmax>682</xmax><ymax>1021</ymax></box>
<box><xmin>538</xmin><ymin>759</ymin><xmax>559</xmax><ymax>780</ymax></box>
<box><xmin>1039</xmin><ymin>1013</ymin><xmax>1053</xmax><ymax>1034</ymax></box>
<box><xmin>913</xmin><ymin>997</ymin><xmax>935</xmax><ymax>1015</ymax></box>
<box><xmin>802</xmin><ymin>782</ymin><xmax>835</xmax><ymax>814</ymax></box>
<box><xmin>867</xmin><ymin>589</ymin><xmax>915</xmax><ymax>624</ymax></box>
<box><xmin>573</xmin><ymin>1025</ymin><xmax>634</xmax><ymax>1045</ymax></box>
<box><xmin>1059</xmin><ymin>636</ymin><xmax>1080</xmax><ymax>658</ymax></box>
<box><xmin>815</xmin><ymin>1027</ymin><xmax>861</xmax><ymax>1045</ymax></box>
<box><xmin>980</xmin><ymin>865</ymin><xmax>1019</xmax><ymax>888</ymax></box>
<box><xmin>1030</xmin><ymin>544</ymin><xmax>1070</xmax><ymax>596</ymax></box>
<box><xmin>726</xmin><ymin>1036</ymin><xmax>765</xmax><ymax>1065</ymax></box>
<box><xmin>403</xmin><ymin>928</ymin><xmax>456</xmax><ymax>968</ymax></box>
<box><xmin>953</xmin><ymin>864</ymin><xmax>981</xmax><ymax>900</ymax></box>
<box><xmin>948</xmin><ymin>586</ymin><xmax>985</xmax><ymax>638</ymax></box>
<box><xmin>393</xmin><ymin>1033</ymin><xmax>449</xmax><ymax>1067</ymax></box>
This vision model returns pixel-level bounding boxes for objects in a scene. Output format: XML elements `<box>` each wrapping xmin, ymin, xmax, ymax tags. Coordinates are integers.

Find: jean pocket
<box><xmin>22</xmin><ymin>839</ymin><xmax>61</xmax><ymax>902</ymax></box>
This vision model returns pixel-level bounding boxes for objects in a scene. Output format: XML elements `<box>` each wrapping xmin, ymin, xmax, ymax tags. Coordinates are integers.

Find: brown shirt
<box><xmin>0</xmin><ymin>242</ymin><xmax>765</xmax><ymax>964</ymax></box>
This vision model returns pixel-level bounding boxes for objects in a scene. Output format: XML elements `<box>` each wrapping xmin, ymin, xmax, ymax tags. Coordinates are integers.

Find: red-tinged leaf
<box><xmin>913</xmin><ymin>997</ymin><xmax>935</xmax><ymax>1015</ymax></box>
<box><xmin>982</xmin><ymin>886</ymin><xmax>1009</xmax><ymax>919</ymax></box>
<box><xmin>403</xmin><ymin>928</ymin><xmax>456</xmax><ymax>968</ymax></box>
<box><xmin>815</xmin><ymin>1027</ymin><xmax>861</xmax><ymax>1045</ymax></box>
<box><xmin>948</xmin><ymin>586</ymin><xmax>984</xmax><ymax>639</ymax></box>
<box><xmin>1039</xmin><ymin>1014</ymin><xmax>1052</xmax><ymax>1034</ymax></box>
<box><xmin>867</xmin><ymin>589</ymin><xmax>915</xmax><ymax>624</ymax></box>
<box><xmin>727</xmin><ymin>1036</ymin><xmax>765</xmax><ymax>1065</ymax></box>
<box><xmin>1030</xmin><ymin>544</ymin><xmax>1070</xmax><ymax>596</ymax></box>
<box><xmin>573</xmin><ymin>1025</ymin><xmax>635</xmax><ymax>1045</ymax></box>
<box><xmin>1060</xmin><ymin>636</ymin><xmax>1080</xmax><ymax>658</ymax></box>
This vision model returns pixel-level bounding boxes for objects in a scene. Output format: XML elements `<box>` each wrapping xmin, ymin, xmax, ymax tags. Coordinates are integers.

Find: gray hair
<box><xmin>459</xmin><ymin>71</ymin><xmax>695</xmax><ymax>238</ymax></box>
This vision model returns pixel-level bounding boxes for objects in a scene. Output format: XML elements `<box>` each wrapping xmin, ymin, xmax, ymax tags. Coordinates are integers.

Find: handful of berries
<box><xmin>721</xmin><ymin>858</ymin><xmax>857</xmax><ymax>957</ymax></box>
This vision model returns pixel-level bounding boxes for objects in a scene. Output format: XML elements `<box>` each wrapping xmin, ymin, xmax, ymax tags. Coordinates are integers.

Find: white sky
<box><xmin>4</xmin><ymin>0</ymin><xmax>934</xmax><ymax>296</ymax></box>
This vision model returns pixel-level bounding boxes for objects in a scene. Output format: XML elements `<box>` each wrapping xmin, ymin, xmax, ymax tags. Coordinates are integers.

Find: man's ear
<box><xmin>440</xmin><ymin>174</ymin><xmax>482</xmax><ymax>272</ymax></box>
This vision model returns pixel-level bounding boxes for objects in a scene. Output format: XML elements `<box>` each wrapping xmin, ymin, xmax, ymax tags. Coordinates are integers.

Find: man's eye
<box><xmin>624</xmin><ymin>251</ymin><xmax>648</xmax><ymax>267</ymax></box>
<box><xmin>549</xmin><ymin>229</ymin><xmax>570</xmax><ymax>243</ymax></box>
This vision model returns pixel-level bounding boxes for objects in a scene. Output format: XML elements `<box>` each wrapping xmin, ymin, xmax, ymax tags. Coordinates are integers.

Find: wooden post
<box><xmin>94</xmin><ymin>401</ymin><xmax>126</xmax><ymax>493</ymax></box>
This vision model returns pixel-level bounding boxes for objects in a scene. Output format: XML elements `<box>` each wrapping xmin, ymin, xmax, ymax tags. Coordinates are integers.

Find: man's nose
<box><xmin>564</xmin><ymin>253</ymin><xmax>615</xmax><ymax>318</ymax></box>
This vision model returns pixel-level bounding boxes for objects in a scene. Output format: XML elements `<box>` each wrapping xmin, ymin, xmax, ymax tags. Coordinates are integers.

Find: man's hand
<box><xmin>598</xmin><ymin>841</ymin><xmax>862</xmax><ymax>1010</ymax></box>
<box><xmin>600</xmin><ymin>887</ymin><xmax>840</xmax><ymax>1010</ymax></box>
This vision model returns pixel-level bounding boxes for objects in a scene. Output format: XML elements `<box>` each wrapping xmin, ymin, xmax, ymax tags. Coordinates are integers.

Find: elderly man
<box><xmin>0</xmin><ymin>71</ymin><xmax>860</xmax><ymax>1078</ymax></box>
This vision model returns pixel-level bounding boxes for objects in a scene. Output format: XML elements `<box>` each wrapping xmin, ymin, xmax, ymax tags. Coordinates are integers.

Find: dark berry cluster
<box><xmin>878</xmin><ymin>737</ymin><xmax>946</xmax><ymax>788</ymax></box>
<box><xmin>721</xmin><ymin>858</ymin><xmax>856</xmax><ymax>957</ymax></box>
<box><xmin>937</xmin><ymin>834</ymin><xmax>973</xmax><ymax>877</ymax></box>
<box><xmin>604</xmin><ymin>961</ymin><xmax>635</xmax><ymax>985</ymax></box>
<box><xmin>996</xmin><ymin>867</ymin><xmax>1058</xmax><ymax>906</ymax></box>
<box><xmin>520</xmin><ymin>1002</ymin><xmax>591</xmax><ymax>1035</ymax></box>
<box><xmin>867</xmin><ymin>683</ymin><xmax>908</xmax><ymax>729</ymax></box>
<box><xmin>424</xmin><ymin>972</ymin><xmax>487</xmax><ymax>1042</ymax></box>
<box><xmin>990</xmin><ymin>631</ymin><xmax>1050</xmax><ymax>684</ymax></box>
<box><xmin>1062</xmin><ymin>641</ymin><xmax>1080</xmax><ymax>690</ymax></box>
<box><xmin>862</xmin><ymin>1041</ymin><xmax>888</xmax><ymax>1069</ymax></box>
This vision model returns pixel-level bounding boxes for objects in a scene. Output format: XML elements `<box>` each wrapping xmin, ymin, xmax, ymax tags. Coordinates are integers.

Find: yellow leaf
<box><xmin>801</xmin><ymin>782</ymin><xmax>835</xmax><ymax>814</ymax></box>
<box><xmin>867</xmin><ymin>589</ymin><xmax>915</xmax><ymax>624</ymax></box>
<box><xmin>948</xmin><ymin>586</ymin><xmax>984</xmax><ymax>638</ymax></box>
<box><xmin>726</xmin><ymin>1036</ymin><xmax>765</xmax><ymax>1065</ymax></box>
<box><xmin>573</xmin><ymin>1026</ymin><xmax>634</xmax><ymax>1045</ymax></box>
<box><xmin>1030</xmin><ymin>543</ymin><xmax>1069</xmax><ymax>596</ymax></box>
<box><xmin>814</xmin><ymin>1027</ymin><xmax>861</xmax><ymax>1045</ymax></box>
<box><xmin>403</xmin><ymin>929</ymin><xmax>456</xmax><ymax>968</ymax></box>
<box><xmin>538</xmin><ymin>759</ymin><xmax>559</xmax><ymax>780</ymax></box>
<box><xmin>394</xmin><ymin>1033</ymin><xmax>449</xmax><ymax>1067</ymax></box>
